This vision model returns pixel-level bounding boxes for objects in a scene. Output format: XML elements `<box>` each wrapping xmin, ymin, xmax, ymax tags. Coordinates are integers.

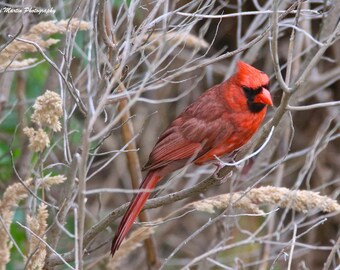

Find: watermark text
<box><xmin>0</xmin><ymin>6</ymin><xmax>56</xmax><ymax>15</ymax></box>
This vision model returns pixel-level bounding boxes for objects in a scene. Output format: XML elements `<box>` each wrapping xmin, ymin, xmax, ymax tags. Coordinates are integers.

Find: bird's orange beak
<box><xmin>254</xmin><ymin>88</ymin><xmax>273</xmax><ymax>106</ymax></box>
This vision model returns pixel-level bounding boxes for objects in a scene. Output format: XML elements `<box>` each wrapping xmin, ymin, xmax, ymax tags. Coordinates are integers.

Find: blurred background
<box><xmin>0</xmin><ymin>0</ymin><xmax>339</xmax><ymax>269</ymax></box>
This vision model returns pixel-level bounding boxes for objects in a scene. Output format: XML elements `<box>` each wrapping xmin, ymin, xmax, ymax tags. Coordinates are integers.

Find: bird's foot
<box><xmin>212</xmin><ymin>161</ymin><xmax>224</xmax><ymax>180</ymax></box>
<box><xmin>212</xmin><ymin>162</ymin><xmax>233</xmax><ymax>184</ymax></box>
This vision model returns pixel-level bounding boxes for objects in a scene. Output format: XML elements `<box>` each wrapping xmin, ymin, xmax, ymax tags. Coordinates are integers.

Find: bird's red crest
<box><xmin>236</xmin><ymin>61</ymin><xmax>269</xmax><ymax>89</ymax></box>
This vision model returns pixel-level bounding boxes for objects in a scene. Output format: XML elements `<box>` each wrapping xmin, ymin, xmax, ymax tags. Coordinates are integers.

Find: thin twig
<box><xmin>176</xmin><ymin>9</ymin><xmax>319</xmax><ymax>19</ymax></box>
<box><xmin>77</xmin><ymin>132</ymin><xmax>89</xmax><ymax>270</ymax></box>
<box><xmin>12</xmin><ymin>37</ymin><xmax>87</xmax><ymax>116</ymax></box>
<box><xmin>16</xmin><ymin>221</ymin><xmax>75</xmax><ymax>269</ymax></box>
<box><xmin>287</xmin><ymin>223</ymin><xmax>297</xmax><ymax>270</ymax></box>
<box><xmin>286</xmin><ymin>101</ymin><xmax>340</xmax><ymax>111</ymax></box>
<box><xmin>47</xmin><ymin>153</ymin><xmax>80</xmax><ymax>251</ymax></box>
<box><xmin>0</xmin><ymin>215</ymin><xmax>25</xmax><ymax>259</ymax></box>
<box><xmin>270</xmin><ymin>0</ymin><xmax>291</xmax><ymax>93</ymax></box>
<box><xmin>322</xmin><ymin>236</ymin><xmax>340</xmax><ymax>270</ymax></box>
<box><xmin>45</xmin><ymin>172</ymin><xmax>227</xmax><ymax>266</ymax></box>
<box><xmin>214</xmin><ymin>126</ymin><xmax>275</xmax><ymax>167</ymax></box>
<box><xmin>98</xmin><ymin>0</ymin><xmax>116</xmax><ymax>49</ymax></box>
<box><xmin>294</xmin><ymin>22</ymin><xmax>340</xmax><ymax>89</ymax></box>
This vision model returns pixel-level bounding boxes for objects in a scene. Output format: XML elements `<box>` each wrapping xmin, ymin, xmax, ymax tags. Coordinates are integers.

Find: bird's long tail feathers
<box><xmin>111</xmin><ymin>171</ymin><xmax>162</xmax><ymax>256</ymax></box>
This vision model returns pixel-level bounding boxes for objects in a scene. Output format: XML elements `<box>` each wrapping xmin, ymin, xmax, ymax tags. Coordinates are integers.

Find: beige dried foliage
<box><xmin>143</xmin><ymin>31</ymin><xmax>209</xmax><ymax>50</ymax></box>
<box><xmin>0</xmin><ymin>36</ymin><xmax>59</xmax><ymax>69</ymax></box>
<box><xmin>107</xmin><ymin>227</ymin><xmax>154</xmax><ymax>270</ymax></box>
<box><xmin>194</xmin><ymin>192</ymin><xmax>265</xmax><ymax>215</ymax></box>
<box><xmin>38</xmin><ymin>175</ymin><xmax>66</xmax><ymax>187</ymax></box>
<box><xmin>26</xmin><ymin>204</ymin><xmax>48</xmax><ymax>270</ymax></box>
<box><xmin>0</xmin><ymin>18</ymin><xmax>90</xmax><ymax>70</ymax></box>
<box><xmin>23</xmin><ymin>127</ymin><xmax>50</xmax><ymax>152</ymax></box>
<box><xmin>29</xmin><ymin>19</ymin><xmax>91</xmax><ymax>35</ymax></box>
<box><xmin>23</xmin><ymin>90</ymin><xmax>63</xmax><ymax>153</ymax></box>
<box><xmin>192</xmin><ymin>186</ymin><xmax>340</xmax><ymax>215</ymax></box>
<box><xmin>0</xmin><ymin>178</ymin><xmax>33</xmax><ymax>268</ymax></box>
<box><xmin>0</xmin><ymin>58</ymin><xmax>39</xmax><ymax>72</ymax></box>
<box><xmin>0</xmin><ymin>176</ymin><xmax>65</xmax><ymax>269</ymax></box>
<box><xmin>31</xmin><ymin>90</ymin><xmax>63</xmax><ymax>132</ymax></box>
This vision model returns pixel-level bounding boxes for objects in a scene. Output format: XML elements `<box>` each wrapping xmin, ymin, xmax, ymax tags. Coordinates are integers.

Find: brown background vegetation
<box><xmin>0</xmin><ymin>0</ymin><xmax>339</xmax><ymax>269</ymax></box>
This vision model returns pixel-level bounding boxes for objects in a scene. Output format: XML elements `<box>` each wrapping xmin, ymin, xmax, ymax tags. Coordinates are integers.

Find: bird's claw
<box><xmin>213</xmin><ymin>170</ymin><xmax>233</xmax><ymax>185</ymax></box>
<box><xmin>212</xmin><ymin>162</ymin><xmax>233</xmax><ymax>183</ymax></box>
<box><xmin>212</xmin><ymin>161</ymin><xmax>223</xmax><ymax>179</ymax></box>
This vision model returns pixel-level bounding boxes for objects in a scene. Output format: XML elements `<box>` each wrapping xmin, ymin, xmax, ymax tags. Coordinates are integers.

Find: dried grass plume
<box><xmin>192</xmin><ymin>186</ymin><xmax>340</xmax><ymax>215</ymax></box>
<box><xmin>23</xmin><ymin>127</ymin><xmax>50</xmax><ymax>152</ymax></box>
<box><xmin>26</xmin><ymin>204</ymin><xmax>48</xmax><ymax>270</ymax></box>
<box><xmin>0</xmin><ymin>18</ymin><xmax>91</xmax><ymax>71</ymax></box>
<box><xmin>39</xmin><ymin>175</ymin><xmax>66</xmax><ymax>187</ymax></box>
<box><xmin>0</xmin><ymin>176</ymin><xmax>65</xmax><ymax>269</ymax></box>
<box><xmin>107</xmin><ymin>227</ymin><xmax>154</xmax><ymax>270</ymax></box>
<box><xmin>143</xmin><ymin>31</ymin><xmax>209</xmax><ymax>50</ymax></box>
<box><xmin>23</xmin><ymin>90</ymin><xmax>63</xmax><ymax>152</ymax></box>
<box><xmin>0</xmin><ymin>178</ymin><xmax>33</xmax><ymax>268</ymax></box>
<box><xmin>31</xmin><ymin>90</ymin><xmax>63</xmax><ymax>132</ymax></box>
<box><xmin>29</xmin><ymin>19</ymin><xmax>91</xmax><ymax>35</ymax></box>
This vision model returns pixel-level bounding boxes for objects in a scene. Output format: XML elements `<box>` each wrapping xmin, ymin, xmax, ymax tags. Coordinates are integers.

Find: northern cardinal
<box><xmin>111</xmin><ymin>61</ymin><xmax>272</xmax><ymax>255</ymax></box>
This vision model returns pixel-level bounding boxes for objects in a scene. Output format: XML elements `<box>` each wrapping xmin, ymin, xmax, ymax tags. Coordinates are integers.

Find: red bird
<box><xmin>111</xmin><ymin>61</ymin><xmax>273</xmax><ymax>255</ymax></box>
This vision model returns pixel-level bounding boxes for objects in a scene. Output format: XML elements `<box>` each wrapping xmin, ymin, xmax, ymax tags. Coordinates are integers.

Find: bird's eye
<box><xmin>242</xmin><ymin>86</ymin><xmax>253</xmax><ymax>94</ymax></box>
<box><xmin>254</xmin><ymin>87</ymin><xmax>262</xmax><ymax>94</ymax></box>
<box><xmin>242</xmin><ymin>86</ymin><xmax>258</xmax><ymax>100</ymax></box>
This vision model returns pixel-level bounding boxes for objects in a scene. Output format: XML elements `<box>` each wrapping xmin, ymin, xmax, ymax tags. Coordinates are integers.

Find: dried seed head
<box><xmin>23</xmin><ymin>127</ymin><xmax>50</xmax><ymax>152</ymax></box>
<box><xmin>108</xmin><ymin>227</ymin><xmax>154</xmax><ymax>269</ymax></box>
<box><xmin>26</xmin><ymin>204</ymin><xmax>48</xmax><ymax>270</ymax></box>
<box><xmin>39</xmin><ymin>175</ymin><xmax>66</xmax><ymax>186</ymax></box>
<box><xmin>0</xmin><ymin>18</ymin><xmax>91</xmax><ymax>71</ymax></box>
<box><xmin>29</xmin><ymin>19</ymin><xmax>91</xmax><ymax>35</ymax></box>
<box><xmin>192</xmin><ymin>186</ymin><xmax>340</xmax><ymax>215</ymax></box>
<box><xmin>31</xmin><ymin>90</ymin><xmax>63</xmax><ymax>132</ymax></box>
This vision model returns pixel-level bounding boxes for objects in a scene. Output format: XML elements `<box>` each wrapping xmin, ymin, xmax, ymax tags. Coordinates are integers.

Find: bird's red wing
<box><xmin>143</xmin><ymin>124</ymin><xmax>204</xmax><ymax>170</ymax></box>
<box><xmin>144</xmin><ymin>116</ymin><xmax>230</xmax><ymax>171</ymax></box>
<box><xmin>144</xmin><ymin>84</ymin><xmax>233</xmax><ymax>171</ymax></box>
